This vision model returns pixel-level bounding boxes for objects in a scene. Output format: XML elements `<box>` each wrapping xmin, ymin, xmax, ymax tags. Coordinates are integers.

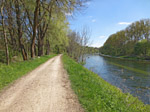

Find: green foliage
<box><xmin>62</xmin><ymin>55</ymin><xmax>150</xmax><ymax>112</ymax></box>
<box><xmin>0</xmin><ymin>50</ymin><xmax>5</xmax><ymax>63</ymax></box>
<box><xmin>100</xmin><ymin>19</ymin><xmax>150</xmax><ymax>59</ymax></box>
<box><xmin>0</xmin><ymin>54</ymin><xmax>56</xmax><ymax>90</ymax></box>
<box><xmin>84</xmin><ymin>46</ymin><xmax>99</xmax><ymax>54</ymax></box>
<box><xmin>134</xmin><ymin>40</ymin><xmax>150</xmax><ymax>57</ymax></box>
<box><xmin>45</xmin><ymin>12</ymin><xmax>69</xmax><ymax>54</ymax></box>
<box><xmin>0</xmin><ymin>0</ymin><xmax>89</xmax><ymax>61</ymax></box>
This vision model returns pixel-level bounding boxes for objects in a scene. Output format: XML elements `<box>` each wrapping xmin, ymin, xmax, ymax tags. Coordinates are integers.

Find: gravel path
<box><xmin>0</xmin><ymin>55</ymin><xmax>84</xmax><ymax>112</ymax></box>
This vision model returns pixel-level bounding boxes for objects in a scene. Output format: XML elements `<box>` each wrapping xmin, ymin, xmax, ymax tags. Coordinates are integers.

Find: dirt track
<box><xmin>0</xmin><ymin>55</ymin><xmax>83</xmax><ymax>112</ymax></box>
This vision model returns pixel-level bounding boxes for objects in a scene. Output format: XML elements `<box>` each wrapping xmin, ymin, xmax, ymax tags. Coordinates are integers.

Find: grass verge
<box><xmin>62</xmin><ymin>55</ymin><xmax>150</xmax><ymax>112</ymax></box>
<box><xmin>0</xmin><ymin>54</ymin><xmax>56</xmax><ymax>90</ymax></box>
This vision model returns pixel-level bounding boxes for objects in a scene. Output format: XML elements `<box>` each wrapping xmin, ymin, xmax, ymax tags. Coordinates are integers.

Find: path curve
<box><xmin>0</xmin><ymin>55</ymin><xmax>84</xmax><ymax>112</ymax></box>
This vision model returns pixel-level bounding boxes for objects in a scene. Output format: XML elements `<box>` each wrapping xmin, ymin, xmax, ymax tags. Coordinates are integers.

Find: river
<box><xmin>83</xmin><ymin>54</ymin><xmax>150</xmax><ymax>104</ymax></box>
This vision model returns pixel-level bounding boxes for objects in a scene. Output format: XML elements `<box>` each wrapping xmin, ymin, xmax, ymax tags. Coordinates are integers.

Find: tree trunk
<box><xmin>6</xmin><ymin>1</ymin><xmax>16</xmax><ymax>48</ymax></box>
<box><xmin>15</xmin><ymin>0</ymin><xmax>28</xmax><ymax>61</ymax></box>
<box><xmin>38</xmin><ymin>38</ymin><xmax>44</xmax><ymax>56</ymax></box>
<box><xmin>31</xmin><ymin>0</ymin><xmax>40</xmax><ymax>58</ymax></box>
<box><xmin>37</xmin><ymin>7</ymin><xmax>48</xmax><ymax>56</ymax></box>
<box><xmin>1</xmin><ymin>5</ymin><xmax>9</xmax><ymax>65</ymax></box>
<box><xmin>46</xmin><ymin>39</ymin><xmax>50</xmax><ymax>55</ymax></box>
<box><xmin>34</xmin><ymin>45</ymin><xmax>37</xmax><ymax>56</ymax></box>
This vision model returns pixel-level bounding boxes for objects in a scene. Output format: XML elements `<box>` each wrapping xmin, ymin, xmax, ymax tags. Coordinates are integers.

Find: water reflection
<box><xmin>84</xmin><ymin>54</ymin><xmax>150</xmax><ymax>104</ymax></box>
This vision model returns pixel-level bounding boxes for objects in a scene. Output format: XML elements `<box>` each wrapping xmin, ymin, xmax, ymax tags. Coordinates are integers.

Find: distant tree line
<box><xmin>0</xmin><ymin>0</ymin><xmax>91</xmax><ymax>65</ymax></box>
<box><xmin>85</xmin><ymin>46</ymin><xmax>99</xmax><ymax>54</ymax></box>
<box><xmin>100</xmin><ymin>19</ymin><xmax>150</xmax><ymax>59</ymax></box>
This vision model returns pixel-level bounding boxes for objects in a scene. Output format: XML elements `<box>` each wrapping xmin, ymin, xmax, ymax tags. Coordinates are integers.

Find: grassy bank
<box><xmin>100</xmin><ymin>53</ymin><xmax>150</xmax><ymax>62</ymax></box>
<box><xmin>62</xmin><ymin>55</ymin><xmax>150</xmax><ymax>112</ymax></box>
<box><xmin>0</xmin><ymin>54</ymin><xmax>56</xmax><ymax>90</ymax></box>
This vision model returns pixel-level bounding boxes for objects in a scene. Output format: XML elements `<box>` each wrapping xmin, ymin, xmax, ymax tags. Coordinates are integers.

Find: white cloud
<box><xmin>90</xmin><ymin>42</ymin><xmax>102</xmax><ymax>48</ymax></box>
<box><xmin>65</xmin><ymin>12</ymin><xmax>73</xmax><ymax>16</ymax></box>
<box><xmin>98</xmin><ymin>36</ymin><xmax>106</xmax><ymax>39</ymax></box>
<box><xmin>118</xmin><ymin>22</ymin><xmax>131</xmax><ymax>25</ymax></box>
<box><xmin>86</xmin><ymin>2</ymin><xmax>91</xmax><ymax>5</ymax></box>
<box><xmin>92</xmin><ymin>19</ymin><xmax>96</xmax><ymax>22</ymax></box>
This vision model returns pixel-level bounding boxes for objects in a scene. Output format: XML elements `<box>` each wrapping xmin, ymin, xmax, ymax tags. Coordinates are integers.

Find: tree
<box><xmin>134</xmin><ymin>39</ymin><xmax>150</xmax><ymax>57</ymax></box>
<box><xmin>22</xmin><ymin>0</ymin><xmax>90</xmax><ymax>58</ymax></box>
<box><xmin>0</xmin><ymin>0</ymin><xmax>9</xmax><ymax>64</ymax></box>
<box><xmin>79</xmin><ymin>26</ymin><xmax>91</xmax><ymax>62</ymax></box>
<box><xmin>15</xmin><ymin>0</ymin><xmax>28</xmax><ymax>60</ymax></box>
<box><xmin>100</xmin><ymin>19</ymin><xmax>150</xmax><ymax>58</ymax></box>
<box><xmin>67</xmin><ymin>26</ymin><xmax>91</xmax><ymax>62</ymax></box>
<box><xmin>0</xmin><ymin>0</ymin><xmax>90</xmax><ymax>64</ymax></box>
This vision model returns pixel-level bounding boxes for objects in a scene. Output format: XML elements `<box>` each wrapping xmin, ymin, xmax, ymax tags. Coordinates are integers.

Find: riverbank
<box><xmin>99</xmin><ymin>53</ymin><xmax>150</xmax><ymax>63</ymax></box>
<box><xmin>62</xmin><ymin>55</ymin><xmax>150</xmax><ymax>112</ymax></box>
<box><xmin>0</xmin><ymin>54</ymin><xmax>56</xmax><ymax>90</ymax></box>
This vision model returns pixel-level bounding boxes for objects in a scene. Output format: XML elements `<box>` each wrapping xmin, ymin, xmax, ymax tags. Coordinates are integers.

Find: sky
<box><xmin>68</xmin><ymin>0</ymin><xmax>150</xmax><ymax>47</ymax></box>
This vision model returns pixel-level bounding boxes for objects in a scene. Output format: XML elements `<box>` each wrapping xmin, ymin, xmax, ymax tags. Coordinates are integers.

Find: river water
<box><xmin>83</xmin><ymin>54</ymin><xmax>150</xmax><ymax>104</ymax></box>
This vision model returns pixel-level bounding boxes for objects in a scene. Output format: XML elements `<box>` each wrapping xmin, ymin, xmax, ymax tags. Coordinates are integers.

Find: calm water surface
<box><xmin>84</xmin><ymin>54</ymin><xmax>150</xmax><ymax>104</ymax></box>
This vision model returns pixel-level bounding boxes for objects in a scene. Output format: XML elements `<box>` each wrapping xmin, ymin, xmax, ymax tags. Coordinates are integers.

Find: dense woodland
<box><xmin>0</xmin><ymin>0</ymin><xmax>97</xmax><ymax>65</ymax></box>
<box><xmin>100</xmin><ymin>19</ymin><xmax>150</xmax><ymax>60</ymax></box>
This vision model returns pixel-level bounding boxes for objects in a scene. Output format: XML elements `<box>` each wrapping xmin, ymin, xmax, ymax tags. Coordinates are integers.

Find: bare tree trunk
<box><xmin>31</xmin><ymin>0</ymin><xmax>40</xmax><ymax>58</ymax></box>
<box><xmin>80</xmin><ymin>27</ymin><xmax>91</xmax><ymax>62</ymax></box>
<box><xmin>1</xmin><ymin>4</ymin><xmax>9</xmax><ymax>65</ymax></box>
<box><xmin>15</xmin><ymin>0</ymin><xmax>28</xmax><ymax>60</ymax></box>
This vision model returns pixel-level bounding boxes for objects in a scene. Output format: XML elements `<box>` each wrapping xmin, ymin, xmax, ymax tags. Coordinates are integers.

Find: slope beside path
<box><xmin>0</xmin><ymin>55</ymin><xmax>83</xmax><ymax>112</ymax></box>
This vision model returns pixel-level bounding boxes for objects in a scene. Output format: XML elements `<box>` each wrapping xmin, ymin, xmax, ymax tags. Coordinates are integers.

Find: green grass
<box><xmin>62</xmin><ymin>55</ymin><xmax>150</xmax><ymax>112</ymax></box>
<box><xmin>0</xmin><ymin>54</ymin><xmax>56</xmax><ymax>90</ymax></box>
<box><xmin>108</xmin><ymin>62</ymin><xmax>150</xmax><ymax>75</ymax></box>
<box><xmin>101</xmin><ymin>53</ymin><xmax>150</xmax><ymax>62</ymax></box>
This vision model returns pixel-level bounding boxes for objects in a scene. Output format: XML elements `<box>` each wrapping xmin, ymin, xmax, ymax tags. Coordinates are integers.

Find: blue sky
<box><xmin>68</xmin><ymin>0</ymin><xmax>150</xmax><ymax>47</ymax></box>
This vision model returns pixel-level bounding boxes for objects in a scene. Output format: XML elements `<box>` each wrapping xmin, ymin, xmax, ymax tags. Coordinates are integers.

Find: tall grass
<box><xmin>62</xmin><ymin>55</ymin><xmax>150</xmax><ymax>112</ymax></box>
<box><xmin>0</xmin><ymin>54</ymin><xmax>56</xmax><ymax>90</ymax></box>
